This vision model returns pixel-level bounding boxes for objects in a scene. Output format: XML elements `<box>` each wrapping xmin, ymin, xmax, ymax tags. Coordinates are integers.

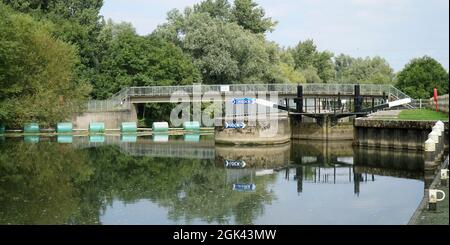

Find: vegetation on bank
<box><xmin>0</xmin><ymin>4</ymin><xmax>91</xmax><ymax>128</ymax></box>
<box><xmin>0</xmin><ymin>0</ymin><xmax>449</xmax><ymax>127</ymax></box>
<box><xmin>398</xmin><ymin>109</ymin><xmax>449</xmax><ymax>121</ymax></box>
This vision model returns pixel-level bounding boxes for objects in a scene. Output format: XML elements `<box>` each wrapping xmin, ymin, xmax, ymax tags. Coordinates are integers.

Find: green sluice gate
<box><xmin>121</xmin><ymin>122</ymin><xmax>137</xmax><ymax>133</ymax></box>
<box><xmin>152</xmin><ymin>122</ymin><xmax>169</xmax><ymax>132</ymax></box>
<box><xmin>89</xmin><ymin>122</ymin><xmax>105</xmax><ymax>133</ymax></box>
<box><xmin>183</xmin><ymin>121</ymin><xmax>200</xmax><ymax>131</ymax></box>
<box><xmin>57</xmin><ymin>123</ymin><xmax>73</xmax><ymax>133</ymax></box>
<box><xmin>24</xmin><ymin>123</ymin><xmax>40</xmax><ymax>134</ymax></box>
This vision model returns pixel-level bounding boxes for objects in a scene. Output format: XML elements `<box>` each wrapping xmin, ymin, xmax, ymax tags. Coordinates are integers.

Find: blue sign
<box><xmin>232</xmin><ymin>98</ymin><xmax>256</xmax><ymax>105</ymax></box>
<box><xmin>225</xmin><ymin>122</ymin><xmax>246</xmax><ymax>129</ymax></box>
<box><xmin>225</xmin><ymin>160</ymin><xmax>247</xmax><ymax>169</ymax></box>
<box><xmin>233</xmin><ymin>184</ymin><xmax>256</xmax><ymax>192</ymax></box>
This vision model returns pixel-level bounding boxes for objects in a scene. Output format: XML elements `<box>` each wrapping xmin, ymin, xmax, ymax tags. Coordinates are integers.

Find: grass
<box><xmin>398</xmin><ymin>109</ymin><xmax>449</xmax><ymax>121</ymax></box>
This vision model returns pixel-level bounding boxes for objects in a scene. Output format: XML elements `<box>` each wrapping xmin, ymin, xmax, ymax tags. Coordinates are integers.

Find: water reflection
<box><xmin>89</xmin><ymin>135</ymin><xmax>105</xmax><ymax>143</ymax></box>
<box><xmin>216</xmin><ymin>143</ymin><xmax>291</xmax><ymax>168</ymax></box>
<box><xmin>120</xmin><ymin>134</ymin><xmax>137</xmax><ymax>143</ymax></box>
<box><xmin>0</xmin><ymin>136</ymin><xmax>425</xmax><ymax>225</ymax></box>
<box><xmin>184</xmin><ymin>133</ymin><xmax>200</xmax><ymax>142</ymax></box>
<box><xmin>24</xmin><ymin>135</ymin><xmax>40</xmax><ymax>143</ymax></box>
<box><xmin>57</xmin><ymin>135</ymin><xmax>73</xmax><ymax>144</ymax></box>
<box><xmin>153</xmin><ymin>133</ymin><xmax>169</xmax><ymax>142</ymax></box>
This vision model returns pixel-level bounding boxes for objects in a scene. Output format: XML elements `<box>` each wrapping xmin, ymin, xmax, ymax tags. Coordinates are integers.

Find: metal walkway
<box><xmin>85</xmin><ymin>83</ymin><xmax>413</xmax><ymax>112</ymax></box>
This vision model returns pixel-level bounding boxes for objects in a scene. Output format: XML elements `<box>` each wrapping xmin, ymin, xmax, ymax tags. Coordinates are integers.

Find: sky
<box><xmin>100</xmin><ymin>0</ymin><xmax>449</xmax><ymax>72</ymax></box>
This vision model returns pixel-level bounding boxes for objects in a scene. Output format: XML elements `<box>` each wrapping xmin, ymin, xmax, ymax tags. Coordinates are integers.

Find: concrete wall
<box><xmin>72</xmin><ymin>105</ymin><xmax>138</xmax><ymax>130</ymax></box>
<box><xmin>215</xmin><ymin>114</ymin><xmax>291</xmax><ymax>145</ymax></box>
<box><xmin>354</xmin><ymin>119</ymin><xmax>449</xmax><ymax>151</ymax></box>
<box><xmin>291</xmin><ymin>116</ymin><xmax>354</xmax><ymax>141</ymax></box>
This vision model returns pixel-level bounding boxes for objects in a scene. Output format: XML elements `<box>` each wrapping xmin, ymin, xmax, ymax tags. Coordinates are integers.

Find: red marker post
<box><xmin>434</xmin><ymin>87</ymin><xmax>439</xmax><ymax>112</ymax></box>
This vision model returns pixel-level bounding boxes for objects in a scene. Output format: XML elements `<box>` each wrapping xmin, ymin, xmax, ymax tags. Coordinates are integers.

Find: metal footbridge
<box><xmin>85</xmin><ymin>83</ymin><xmax>414</xmax><ymax>113</ymax></box>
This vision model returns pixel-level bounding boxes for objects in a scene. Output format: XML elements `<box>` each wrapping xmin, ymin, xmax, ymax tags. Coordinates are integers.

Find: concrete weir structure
<box><xmin>291</xmin><ymin>116</ymin><xmax>354</xmax><ymax>140</ymax></box>
<box><xmin>214</xmin><ymin>113</ymin><xmax>291</xmax><ymax>145</ymax></box>
<box><xmin>354</xmin><ymin>118</ymin><xmax>449</xmax><ymax>151</ymax></box>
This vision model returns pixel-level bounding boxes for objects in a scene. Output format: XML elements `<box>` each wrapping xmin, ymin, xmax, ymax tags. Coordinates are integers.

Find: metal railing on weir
<box><xmin>85</xmin><ymin>84</ymin><xmax>413</xmax><ymax>112</ymax></box>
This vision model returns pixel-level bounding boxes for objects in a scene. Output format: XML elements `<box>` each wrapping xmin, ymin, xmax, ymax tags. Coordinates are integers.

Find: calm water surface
<box><xmin>0</xmin><ymin>135</ymin><xmax>425</xmax><ymax>225</ymax></box>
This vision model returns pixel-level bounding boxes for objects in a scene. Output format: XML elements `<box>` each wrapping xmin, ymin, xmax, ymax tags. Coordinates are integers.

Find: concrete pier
<box><xmin>354</xmin><ymin>117</ymin><xmax>448</xmax><ymax>150</ymax></box>
<box><xmin>214</xmin><ymin>114</ymin><xmax>291</xmax><ymax>145</ymax></box>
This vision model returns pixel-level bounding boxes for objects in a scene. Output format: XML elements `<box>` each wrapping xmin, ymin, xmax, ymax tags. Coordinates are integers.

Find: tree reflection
<box><xmin>0</xmin><ymin>141</ymin><xmax>92</xmax><ymax>224</ymax></box>
<box><xmin>0</xmin><ymin>140</ymin><xmax>277</xmax><ymax>225</ymax></box>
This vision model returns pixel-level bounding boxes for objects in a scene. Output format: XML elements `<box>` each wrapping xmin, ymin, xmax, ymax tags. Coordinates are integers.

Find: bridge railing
<box><xmin>85</xmin><ymin>83</ymin><xmax>412</xmax><ymax>112</ymax></box>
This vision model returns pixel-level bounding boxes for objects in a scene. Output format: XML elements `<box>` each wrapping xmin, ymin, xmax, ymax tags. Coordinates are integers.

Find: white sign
<box><xmin>232</xmin><ymin>98</ymin><xmax>256</xmax><ymax>105</ymax></box>
<box><xmin>225</xmin><ymin>122</ymin><xmax>246</xmax><ymax>129</ymax></box>
<box><xmin>220</xmin><ymin>85</ymin><xmax>230</xmax><ymax>92</ymax></box>
<box><xmin>233</xmin><ymin>184</ymin><xmax>256</xmax><ymax>192</ymax></box>
<box><xmin>225</xmin><ymin>160</ymin><xmax>247</xmax><ymax>169</ymax></box>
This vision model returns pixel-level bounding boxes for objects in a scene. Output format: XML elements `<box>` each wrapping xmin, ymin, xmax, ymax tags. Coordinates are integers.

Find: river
<box><xmin>0</xmin><ymin>135</ymin><xmax>425</xmax><ymax>225</ymax></box>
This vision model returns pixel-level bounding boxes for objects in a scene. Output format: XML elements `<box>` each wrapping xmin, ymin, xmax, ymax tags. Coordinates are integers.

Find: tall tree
<box><xmin>93</xmin><ymin>20</ymin><xmax>201</xmax><ymax>99</ymax></box>
<box><xmin>334</xmin><ymin>54</ymin><xmax>396</xmax><ymax>84</ymax></box>
<box><xmin>396</xmin><ymin>56</ymin><xmax>449</xmax><ymax>98</ymax></box>
<box><xmin>0</xmin><ymin>4</ymin><xmax>91</xmax><ymax>127</ymax></box>
<box><xmin>231</xmin><ymin>0</ymin><xmax>277</xmax><ymax>34</ymax></box>
<box><xmin>2</xmin><ymin>0</ymin><xmax>105</xmax><ymax>95</ymax></box>
<box><xmin>193</xmin><ymin>0</ymin><xmax>231</xmax><ymax>21</ymax></box>
<box><xmin>155</xmin><ymin>11</ymin><xmax>276</xmax><ymax>84</ymax></box>
<box><xmin>291</xmin><ymin>40</ymin><xmax>335</xmax><ymax>83</ymax></box>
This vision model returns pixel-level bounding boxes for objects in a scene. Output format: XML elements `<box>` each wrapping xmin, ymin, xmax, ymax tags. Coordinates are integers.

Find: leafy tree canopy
<box><xmin>155</xmin><ymin>11</ymin><xmax>277</xmax><ymax>84</ymax></box>
<box><xmin>0</xmin><ymin>4</ymin><xmax>91</xmax><ymax>127</ymax></box>
<box><xmin>396</xmin><ymin>56</ymin><xmax>449</xmax><ymax>98</ymax></box>
<box><xmin>334</xmin><ymin>54</ymin><xmax>396</xmax><ymax>85</ymax></box>
<box><xmin>2</xmin><ymin>0</ymin><xmax>105</xmax><ymax>92</ymax></box>
<box><xmin>291</xmin><ymin>40</ymin><xmax>335</xmax><ymax>83</ymax></box>
<box><xmin>92</xmin><ymin>20</ymin><xmax>202</xmax><ymax>99</ymax></box>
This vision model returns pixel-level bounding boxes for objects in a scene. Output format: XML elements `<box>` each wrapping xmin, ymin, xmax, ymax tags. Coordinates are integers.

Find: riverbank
<box><xmin>354</xmin><ymin>110</ymin><xmax>449</xmax><ymax>150</ymax></box>
<box><xmin>409</xmin><ymin>155</ymin><xmax>449</xmax><ymax>225</ymax></box>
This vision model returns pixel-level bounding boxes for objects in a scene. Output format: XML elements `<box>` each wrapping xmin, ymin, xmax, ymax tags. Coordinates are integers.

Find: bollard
<box><xmin>432</xmin><ymin>127</ymin><xmax>443</xmax><ymax>154</ymax></box>
<box><xmin>424</xmin><ymin>138</ymin><xmax>436</xmax><ymax>169</ymax></box>
<box><xmin>441</xmin><ymin>169</ymin><xmax>449</xmax><ymax>187</ymax></box>
<box><xmin>436</xmin><ymin>121</ymin><xmax>445</xmax><ymax>128</ymax></box>
<box><xmin>429</xmin><ymin>131</ymin><xmax>441</xmax><ymax>154</ymax></box>
<box><xmin>428</xmin><ymin>189</ymin><xmax>446</xmax><ymax>211</ymax></box>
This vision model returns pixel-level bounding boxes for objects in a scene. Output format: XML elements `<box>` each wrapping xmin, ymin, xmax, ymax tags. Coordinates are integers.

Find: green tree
<box><xmin>193</xmin><ymin>0</ymin><xmax>231</xmax><ymax>21</ymax></box>
<box><xmin>396</xmin><ymin>56</ymin><xmax>449</xmax><ymax>98</ymax></box>
<box><xmin>93</xmin><ymin>20</ymin><xmax>201</xmax><ymax>99</ymax></box>
<box><xmin>291</xmin><ymin>40</ymin><xmax>335</xmax><ymax>83</ymax></box>
<box><xmin>1</xmin><ymin>0</ymin><xmax>104</xmax><ymax>86</ymax></box>
<box><xmin>0</xmin><ymin>4</ymin><xmax>91</xmax><ymax>127</ymax></box>
<box><xmin>334</xmin><ymin>54</ymin><xmax>396</xmax><ymax>84</ymax></box>
<box><xmin>155</xmin><ymin>11</ymin><xmax>276</xmax><ymax>84</ymax></box>
<box><xmin>301</xmin><ymin>66</ymin><xmax>322</xmax><ymax>84</ymax></box>
<box><xmin>231</xmin><ymin>0</ymin><xmax>277</xmax><ymax>34</ymax></box>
